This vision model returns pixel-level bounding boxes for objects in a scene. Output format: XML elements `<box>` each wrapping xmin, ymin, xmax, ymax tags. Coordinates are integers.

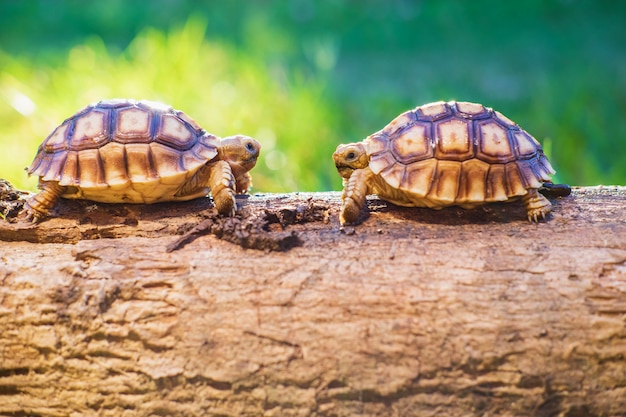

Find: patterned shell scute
<box><xmin>414</xmin><ymin>101</ymin><xmax>453</xmax><ymax>122</ymax></box>
<box><xmin>28</xmin><ymin>99</ymin><xmax>219</xmax><ymax>191</ymax></box>
<box><xmin>366</xmin><ymin>100</ymin><xmax>555</xmax><ymax>203</ymax></box>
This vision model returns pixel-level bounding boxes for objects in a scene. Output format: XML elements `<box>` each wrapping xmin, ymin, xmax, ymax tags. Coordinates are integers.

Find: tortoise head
<box><xmin>219</xmin><ymin>135</ymin><xmax>261</xmax><ymax>176</ymax></box>
<box><xmin>333</xmin><ymin>142</ymin><xmax>368</xmax><ymax>179</ymax></box>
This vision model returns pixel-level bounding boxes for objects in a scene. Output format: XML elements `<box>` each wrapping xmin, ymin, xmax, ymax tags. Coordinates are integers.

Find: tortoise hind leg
<box><xmin>522</xmin><ymin>188</ymin><xmax>552</xmax><ymax>222</ymax></box>
<box><xmin>20</xmin><ymin>181</ymin><xmax>67</xmax><ymax>222</ymax></box>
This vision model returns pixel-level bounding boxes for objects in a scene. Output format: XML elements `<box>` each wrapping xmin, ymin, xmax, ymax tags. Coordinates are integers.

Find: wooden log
<box><xmin>0</xmin><ymin>186</ymin><xmax>625</xmax><ymax>416</ymax></box>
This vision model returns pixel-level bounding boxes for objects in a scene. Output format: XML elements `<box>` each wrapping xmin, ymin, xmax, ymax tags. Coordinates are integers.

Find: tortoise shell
<box><xmin>28</xmin><ymin>99</ymin><xmax>220</xmax><ymax>203</ymax></box>
<box><xmin>364</xmin><ymin>100</ymin><xmax>555</xmax><ymax>207</ymax></box>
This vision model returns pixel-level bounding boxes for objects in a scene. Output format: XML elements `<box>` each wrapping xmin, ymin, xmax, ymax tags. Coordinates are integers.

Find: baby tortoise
<box><xmin>21</xmin><ymin>99</ymin><xmax>260</xmax><ymax>222</ymax></box>
<box><xmin>333</xmin><ymin>100</ymin><xmax>569</xmax><ymax>225</ymax></box>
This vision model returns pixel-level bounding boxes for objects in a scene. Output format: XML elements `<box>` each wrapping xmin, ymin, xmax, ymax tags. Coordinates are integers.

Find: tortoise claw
<box><xmin>527</xmin><ymin>208</ymin><xmax>549</xmax><ymax>223</ymax></box>
<box><xmin>523</xmin><ymin>190</ymin><xmax>552</xmax><ymax>223</ymax></box>
<box><xmin>17</xmin><ymin>202</ymin><xmax>47</xmax><ymax>223</ymax></box>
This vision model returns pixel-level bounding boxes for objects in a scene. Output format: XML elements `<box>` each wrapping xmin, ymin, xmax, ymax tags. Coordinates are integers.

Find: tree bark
<box><xmin>0</xmin><ymin>186</ymin><xmax>625</xmax><ymax>417</ymax></box>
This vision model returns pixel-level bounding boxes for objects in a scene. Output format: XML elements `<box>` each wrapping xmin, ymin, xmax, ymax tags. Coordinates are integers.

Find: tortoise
<box><xmin>21</xmin><ymin>99</ymin><xmax>260</xmax><ymax>222</ymax></box>
<box><xmin>333</xmin><ymin>100</ymin><xmax>567</xmax><ymax>225</ymax></box>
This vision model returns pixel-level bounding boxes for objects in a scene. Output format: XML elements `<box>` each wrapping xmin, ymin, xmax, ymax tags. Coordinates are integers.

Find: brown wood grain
<box><xmin>1</xmin><ymin>186</ymin><xmax>625</xmax><ymax>416</ymax></box>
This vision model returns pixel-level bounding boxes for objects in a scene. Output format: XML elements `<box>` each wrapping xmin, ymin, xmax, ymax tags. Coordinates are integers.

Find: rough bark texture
<box><xmin>0</xmin><ymin>185</ymin><xmax>625</xmax><ymax>417</ymax></box>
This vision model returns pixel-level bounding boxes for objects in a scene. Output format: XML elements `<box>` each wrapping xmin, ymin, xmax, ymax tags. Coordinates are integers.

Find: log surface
<box><xmin>1</xmin><ymin>186</ymin><xmax>625</xmax><ymax>416</ymax></box>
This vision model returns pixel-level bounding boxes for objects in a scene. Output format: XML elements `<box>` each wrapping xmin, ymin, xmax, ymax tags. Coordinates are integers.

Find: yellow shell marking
<box><xmin>43</xmin><ymin>124</ymin><xmax>69</xmax><ymax>152</ymax></box>
<box><xmin>514</xmin><ymin>131</ymin><xmax>541</xmax><ymax>157</ymax></box>
<box><xmin>71</xmin><ymin>111</ymin><xmax>107</xmax><ymax>149</ymax></box>
<box><xmin>435</xmin><ymin>119</ymin><xmax>472</xmax><ymax>159</ymax></box>
<box><xmin>159</xmin><ymin>114</ymin><xmax>192</xmax><ymax>145</ymax></box>
<box><xmin>390</xmin><ymin>123</ymin><xmax>432</xmax><ymax>163</ymax></box>
<box><xmin>401</xmin><ymin>159</ymin><xmax>437</xmax><ymax>197</ymax></box>
<box><xmin>382</xmin><ymin>111</ymin><xmax>414</xmax><ymax>135</ymax></box>
<box><xmin>477</xmin><ymin>121</ymin><xmax>513</xmax><ymax>162</ymax></box>
<box><xmin>99</xmin><ymin>142</ymin><xmax>130</xmax><ymax>189</ymax></box>
<box><xmin>456</xmin><ymin>159</ymin><xmax>490</xmax><ymax>203</ymax></box>
<box><xmin>455</xmin><ymin>101</ymin><xmax>485</xmax><ymax>116</ymax></box>
<box><xmin>420</xmin><ymin>101</ymin><xmax>447</xmax><ymax>117</ymax></box>
<box><xmin>485</xmin><ymin>164</ymin><xmax>508</xmax><ymax>201</ymax></box>
<box><xmin>117</xmin><ymin>107</ymin><xmax>151</xmax><ymax>140</ymax></box>
<box><xmin>427</xmin><ymin>160</ymin><xmax>461</xmax><ymax>204</ymax></box>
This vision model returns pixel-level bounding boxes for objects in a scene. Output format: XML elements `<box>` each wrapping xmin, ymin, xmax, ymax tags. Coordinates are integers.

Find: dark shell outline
<box><xmin>365</xmin><ymin>101</ymin><xmax>555</xmax><ymax>203</ymax></box>
<box><xmin>28</xmin><ymin>99</ymin><xmax>220</xmax><ymax>189</ymax></box>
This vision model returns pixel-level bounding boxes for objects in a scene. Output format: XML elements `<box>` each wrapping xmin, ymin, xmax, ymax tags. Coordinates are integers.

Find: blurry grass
<box><xmin>1</xmin><ymin>1</ymin><xmax>625</xmax><ymax>192</ymax></box>
<box><xmin>0</xmin><ymin>18</ymin><xmax>340</xmax><ymax>193</ymax></box>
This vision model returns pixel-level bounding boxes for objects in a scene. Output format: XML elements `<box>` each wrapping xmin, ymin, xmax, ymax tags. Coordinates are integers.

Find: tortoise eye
<box><xmin>245</xmin><ymin>142</ymin><xmax>256</xmax><ymax>152</ymax></box>
<box><xmin>346</xmin><ymin>151</ymin><xmax>356</xmax><ymax>160</ymax></box>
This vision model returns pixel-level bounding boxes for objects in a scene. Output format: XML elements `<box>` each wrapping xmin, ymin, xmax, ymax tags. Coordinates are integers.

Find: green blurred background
<box><xmin>1</xmin><ymin>0</ymin><xmax>625</xmax><ymax>193</ymax></box>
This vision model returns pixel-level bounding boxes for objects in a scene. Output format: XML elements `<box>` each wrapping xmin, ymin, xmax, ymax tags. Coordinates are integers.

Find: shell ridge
<box><xmin>503</xmin><ymin>122</ymin><xmax>517</xmax><ymax>163</ymax></box>
<box><xmin>514</xmin><ymin>158</ymin><xmax>543</xmax><ymax>190</ymax></box>
<box><xmin>434</xmin><ymin>115</ymin><xmax>473</xmax><ymax>161</ymax></box>
<box><xmin>422</xmin><ymin>122</ymin><xmax>433</xmax><ymax>154</ymax></box>
<box><xmin>427</xmin><ymin>160</ymin><xmax>460</xmax><ymax>203</ymax></box>
<box><xmin>74</xmin><ymin>148</ymin><xmax>81</xmax><ymax>185</ymax></box>
<box><xmin>41</xmin><ymin>121</ymin><xmax>72</xmax><ymax>153</ymax></box>
<box><xmin>43</xmin><ymin>151</ymin><xmax>69</xmax><ymax>182</ymax></box>
<box><xmin>365</xmin><ymin>132</ymin><xmax>388</xmax><ymax>158</ymax></box>
<box><xmin>399</xmin><ymin>159</ymin><xmax>437</xmax><ymax>197</ymax></box>
<box><xmin>28</xmin><ymin>153</ymin><xmax>45</xmax><ymax>176</ymax></box>
<box><xmin>503</xmin><ymin>125</ymin><xmax>518</xmax><ymax>162</ymax></box>
<box><xmin>176</xmin><ymin>110</ymin><xmax>205</xmax><ymax>135</ymax></box>
<box><xmin>98</xmin><ymin>142</ymin><xmax>130</xmax><ymax>187</ymax></box>
<box><xmin>77</xmin><ymin>149</ymin><xmax>98</xmax><ymax>187</ymax></box>
<box><xmin>194</xmin><ymin>132</ymin><xmax>220</xmax><ymax>162</ymax></box>
<box><xmin>149</xmin><ymin>105</ymin><xmax>160</xmax><ymax>143</ymax></box>
<box><xmin>68</xmin><ymin>106</ymin><xmax>111</xmax><ymax>151</ymax></box>
<box><xmin>379</xmin><ymin>161</ymin><xmax>406</xmax><ymax>189</ymax></box>
<box><xmin>537</xmin><ymin>154</ymin><xmax>556</xmax><ymax>178</ymax></box>
<box><xmin>459</xmin><ymin>159</ymin><xmax>488</xmax><ymax>203</ymax></box>
<box><xmin>107</xmin><ymin>105</ymin><xmax>118</xmax><ymax>145</ymax></box>
<box><xmin>30</xmin><ymin>153</ymin><xmax>51</xmax><ymax>179</ymax></box>
<box><xmin>504</xmin><ymin>162</ymin><xmax>527</xmax><ymax>197</ymax></box>
<box><xmin>427</xmin><ymin>161</ymin><xmax>437</xmax><ymax>197</ymax></box>
<box><xmin>485</xmin><ymin>164</ymin><xmax>508</xmax><ymax>201</ymax></box>
<box><xmin>58</xmin><ymin>150</ymin><xmax>79</xmax><ymax>186</ymax></box>
<box><xmin>67</xmin><ymin>119</ymin><xmax>77</xmax><ymax>147</ymax></box>
<box><xmin>471</xmin><ymin>119</ymin><xmax>479</xmax><ymax>162</ymax></box>
<box><xmin>528</xmin><ymin>156</ymin><xmax>547</xmax><ymax>187</ymax></box>
<box><xmin>146</xmin><ymin>143</ymin><xmax>159</xmax><ymax>180</ymax></box>
<box><xmin>95</xmin><ymin>147</ymin><xmax>106</xmax><ymax>186</ymax></box>
<box><xmin>526</xmin><ymin>154</ymin><xmax>553</xmax><ymax>184</ymax></box>
<box><xmin>368</xmin><ymin>152</ymin><xmax>395</xmax><ymax>175</ymax></box>
<box><xmin>447</xmin><ymin>161</ymin><xmax>461</xmax><ymax>203</ymax></box>
<box><xmin>62</xmin><ymin>105</ymin><xmax>91</xmax><ymax>126</ymax></box>
<box><xmin>122</xmin><ymin>143</ymin><xmax>130</xmax><ymax>183</ymax></box>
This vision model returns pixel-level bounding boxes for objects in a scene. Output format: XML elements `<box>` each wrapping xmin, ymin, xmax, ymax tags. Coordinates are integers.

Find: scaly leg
<box><xmin>208</xmin><ymin>160</ymin><xmax>236</xmax><ymax>216</ymax></box>
<box><xmin>20</xmin><ymin>181</ymin><xmax>67</xmax><ymax>222</ymax></box>
<box><xmin>522</xmin><ymin>188</ymin><xmax>552</xmax><ymax>222</ymax></box>
<box><xmin>235</xmin><ymin>172</ymin><xmax>252</xmax><ymax>194</ymax></box>
<box><xmin>340</xmin><ymin>168</ymin><xmax>372</xmax><ymax>226</ymax></box>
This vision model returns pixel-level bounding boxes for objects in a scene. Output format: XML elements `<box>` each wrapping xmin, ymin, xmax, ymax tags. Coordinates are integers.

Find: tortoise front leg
<box><xmin>20</xmin><ymin>181</ymin><xmax>67</xmax><ymax>222</ymax></box>
<box><xmin>340</xmin><ymin>167</ymin><xmax>372</xmax><ymax>226</ymax></box>
<box><xmin>207</xmin><ymin>160</ymin><xmax>237</xmax><ymax>216</ymax></box>
<box><xmin>522</xmin><ymin>188</ymin><xmax>552</xmax><ymax>222</ymax></box>
<box><xmin>235</xmin><ymin>172</ymin><xmax>252</xmax><ymax>194</ymax></box>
